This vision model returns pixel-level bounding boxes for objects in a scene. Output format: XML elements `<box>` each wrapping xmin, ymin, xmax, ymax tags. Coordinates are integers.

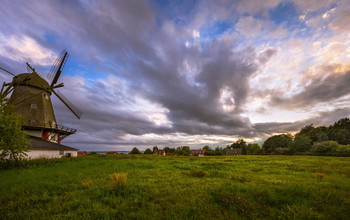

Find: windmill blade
<box><xmin>52</xmin><ymin>89</ymin><xmax>83</xmax><ymax>119</ymax></box>
<box><xmin>0</xmin><ymin>66</ymin><xmax>15</xmax><ymax>76</ymax></box>
<box><xmin>47</xmin><ymin>50</ymin><xmax>69</xmax><ymax>87</ymax></box>
<box><xmin>26</xmin><ymin>62</ymin><xmax>35</xmax><ymax>73</ymax></box>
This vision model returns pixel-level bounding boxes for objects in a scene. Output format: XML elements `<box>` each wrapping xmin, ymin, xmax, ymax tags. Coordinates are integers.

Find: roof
<box><xmin>28</xmin><ymin>136</ymin><xmax>78</xmax><ymax>151</ymax></box>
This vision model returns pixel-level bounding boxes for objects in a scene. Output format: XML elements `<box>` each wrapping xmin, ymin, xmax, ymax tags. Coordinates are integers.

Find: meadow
<box><xmin>0</xmin><ymin>155</ymin><xmax>349</xmax><ymax>219</ymax></box>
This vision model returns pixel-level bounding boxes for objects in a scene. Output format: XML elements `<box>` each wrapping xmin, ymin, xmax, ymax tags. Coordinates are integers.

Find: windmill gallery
<box><xmin>0</xmin><ymin>50</ymin><xmax>82</xmax><ymax>159</ymax></box>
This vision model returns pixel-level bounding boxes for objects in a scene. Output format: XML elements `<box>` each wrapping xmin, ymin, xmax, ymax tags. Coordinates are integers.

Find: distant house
<box><xmin>106</xmin><ymin>151</ymin><xmax>117</xmax><ymax>155</ymax></box>
<box><xmin>26</xmin><ymin>136</ymin><xmax>78</xmax><ymax>159</ymax></box>
<box><xmin>190</xmin><ymin>149</ymin><xmax>206</xmax><ymax>156</ymax></box>
<box><xmin>226</xmin><ymin>148</ymin><xmax>242</xmax><ymax>155</ymax></box>
<box><xmin>77</xmin><ymin>152</ymin><xmax>87</xmax><ymax>157</ymax></box>
<box><xmin>153</xmin><ymin>149</ymin><xmax>166</xmax><ymax>155</ymax></box>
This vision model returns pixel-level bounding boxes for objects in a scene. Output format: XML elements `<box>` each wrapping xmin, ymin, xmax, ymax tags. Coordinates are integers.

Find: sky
<box><xmin>1</xmin><ymin>0</ymin><xmax>350</xmax><ymax>151</ymax></box>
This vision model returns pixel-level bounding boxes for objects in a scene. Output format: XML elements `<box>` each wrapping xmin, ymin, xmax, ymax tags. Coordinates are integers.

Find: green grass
<box><xmin>0</xmin><ymin>155</ymin><xmax>349</xmax><ymax>219</ymax></box>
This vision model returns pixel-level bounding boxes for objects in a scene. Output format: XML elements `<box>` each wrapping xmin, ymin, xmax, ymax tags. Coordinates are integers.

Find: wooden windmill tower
<box><xmin>0</xmin><ymin>50</ymin><xmax>83</xmax><ymax>144</ymax></box>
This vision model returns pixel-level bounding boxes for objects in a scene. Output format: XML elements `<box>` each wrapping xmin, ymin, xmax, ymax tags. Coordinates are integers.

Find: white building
<box><xmin>26</xmin><ymin>136</ymin><xmax>78</xmax><ymax>159</ymax></box>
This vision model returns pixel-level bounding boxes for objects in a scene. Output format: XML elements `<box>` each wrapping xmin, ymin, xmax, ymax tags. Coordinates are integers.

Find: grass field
<box><xmin>0</xmin><ymin>155</ymin><xmax>349</xmax><ymax>219</ymax></box>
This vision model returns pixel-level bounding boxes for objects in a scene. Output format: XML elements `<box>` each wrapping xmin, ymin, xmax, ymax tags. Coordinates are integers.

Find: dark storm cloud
<box><xmin>271</xmin><ymin>69</ymin><xmax>350</xmax><ymax>109</ymax></box>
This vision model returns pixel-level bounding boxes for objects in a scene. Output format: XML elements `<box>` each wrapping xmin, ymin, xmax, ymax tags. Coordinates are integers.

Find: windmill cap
<box><xmin>14</xmin><ymin>72</ymin><xmax>51</xmax><ymax>91</ymax></box>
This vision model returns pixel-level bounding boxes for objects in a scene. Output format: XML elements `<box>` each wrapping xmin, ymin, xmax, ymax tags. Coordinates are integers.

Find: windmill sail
<box><xmin>47</xmin><ymin>50</ymin><xmax>69</xmax><ymax>86</ymax></box>
<box><xmin>0</xmin><ymin>66</ymin><xmax>15</xmax><ymax>76</ymax></box>
<box><xmin>53</xmin><ymin>90</ymin><xmax>83</xmax><ymax>119</ymax></box>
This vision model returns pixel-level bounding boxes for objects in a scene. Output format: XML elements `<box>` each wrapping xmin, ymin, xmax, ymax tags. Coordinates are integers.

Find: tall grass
<box><xmin>109</xmin><ymin>172</ymin><xmax>128</xmax><ymax>189</ymax></box>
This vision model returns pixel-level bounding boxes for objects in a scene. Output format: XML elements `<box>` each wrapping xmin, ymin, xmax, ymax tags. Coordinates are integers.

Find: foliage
<box><xmin>0</xmin><ymin>98</ymin><xmax>30</xmax><ymax>167</ymax></box>
<box><xmin>203</xmin><ymin>146</ymin><xmax>226</xmax><ymax>156</ymax></box>
<box><xmin>311</xmin><ymin>141</ymin><xmax>350</xmax><ymax>155</ymax></box>
<box><xmin>0</xmin><ymin>155</ymin><xmax>349</xmax><ymax>219</ymax></box>
<box><xmin>247</xmin><ymin>144</ymin><xmax>262</xmax><ymax>154</ymax></box>
<box><xmin>143</xmin><ymin>148</ymin><xmax>153</xmax><ymax>154</ymax></box>
<box><xmin>262</xmin><ymin>134</ymin><xmax>292</xmax><ymax>153</ymax></box>
<box><xmin>328</xmin><ymin>128</ymin><xmax>350</xmax><ymax>145</ymax></box>
<box><xmin>311</xmin><ymin>141</ymin><xmax>340</xmax><ymax>155</ymax></box>
<box><xmin>174</xmin><ymin>146</ymin><xmax>190</xmax><ymax>156</ymax></box>
<box><xmin>130</xmin><ymin>147</ymin><xmax>140</xmax><ymax>154</ymax></box>
<box><xmin>328</xmin><ymin>118</ymin><xmax>350</xmax><ymax>145</ymax></box>
<box><xmin>334</xmin><ymin>144</ymin><xmax>350</xmax><ymax>154</ymax></box>
<box><xmin>288</xmin><ymin>135</ymin><xmax>312</xmax><ymax>153</ymax></box>
<box><xmin>163</xmin><ymin>146</ymin><xmax>175</xmax><ymax>154</ymax></box>
<box><xmin>231</xmin><ymin>139</ymin><xmax>246</xmax><ymax>149</ymax></box>
<box><xmin>298</xmin><ymin>125</ymin><xmax>329</xmax><ymax>144</ymax></box>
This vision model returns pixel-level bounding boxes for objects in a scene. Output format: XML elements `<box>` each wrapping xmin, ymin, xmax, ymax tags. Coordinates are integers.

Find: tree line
<box><xmin>131</xmin><ymin>118</ymin><xmax>350</xmax><ymax>156</ymax></box>
<box><xmin>262</xmin><ymin>118</ymin><xmax>350</xmax><ymax>156</ymax></box>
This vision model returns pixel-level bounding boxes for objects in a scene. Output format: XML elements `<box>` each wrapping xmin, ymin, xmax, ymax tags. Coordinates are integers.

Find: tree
<box><xmin>328</xmin><ymin>128</ymin><xmax>350</xmax><ymax>145</ymax></box>
<box><xmin>328</xmin><ymin>118</ymin><xmax>350</xmax><ymax>145</ymax></box>
<box><xmin>214</xmin><ymin>146</ymin><xmax>225</xmax><ymax>155</ymax></box>
<box><xmin>231</xmin><ymin>139</ymin><xmax>246</xmax><ymax>149</ymax></box>
<box><xmin>152</xmin><ymin>146</ymin><xmax>158</xmax><ymax>154</ymax></box>
<box><xmin>174</xmin><ymin>146</ymin><xmax>190</xmax><ymax>156</ymax></box>
<box><xmin>203</xmin><ymin>145</ymin><xmax>210</xmax><ymax>150</ymax></box>
<box><xmin>247</xmin><ymin>143</ymin><xmax>262</xmax><ymax>154</ymax></box>
<box><xmin>130</xmin><ymin>147</ymin><xmax>140</xmax><ymax>154</ymax></box>
<box><xmin>0</xmin><ymin>98</ymin><xmax>30</xmax><ymax>165</ymax></box>
<box><xmin>203</xmin><ymin>146</ymin><xmax>215</xmax><ymax>156</ymax></box>
<box><xmin>262</xmin><ymin>134</ymin><xmax>292</xmax><ymax>153</ymax></box>
<box><xmin>288</xmin><ymin>135</ymin><xmax>312</xmax><ymax>153</ymax></box>
<box><xmin>297</xmin><ymin>125</ymin><xmax>328</xmax><ymax>144</ymax></box>
<box><xmin>144</xmin><ymin>148</ymin><xmax>153</xmax><ymax>154</ymax></box>
<box><xmin>164</xmin><ymin>147</ymin><xmax>175</xmax><ymax>154</ymax></box>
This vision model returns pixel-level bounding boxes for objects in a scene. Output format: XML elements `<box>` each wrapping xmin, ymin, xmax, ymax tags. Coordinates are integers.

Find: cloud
<box><xmin>254</xmin><ymin>107</ymin><xmax>350</xmax><ymax>134</ymax></box>
<box><xmin>270</xmin><ymin>67</ymin><xmax>350</xmax><ymax>109</ymax></box>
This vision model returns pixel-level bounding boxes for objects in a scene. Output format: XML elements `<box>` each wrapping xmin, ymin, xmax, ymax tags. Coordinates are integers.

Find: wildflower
<box><xmin>317</xmin><ymin>173</ymin><xmax>325</xmax><ymax>180</ymax></box>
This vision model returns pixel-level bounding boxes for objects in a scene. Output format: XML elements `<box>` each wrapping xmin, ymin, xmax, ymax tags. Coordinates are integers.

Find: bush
<box><xmin>335</xmin><ymin>144</ymin><xmax>350</xmax><ymax>153</ymax></box>
<box><xmin>109</xmin><ymin>172</ymin><xmax>128</xmax><ymax>189</ymax></box>
<box><xmin>0</xmin><ymin>98</ymin><xmax>30</xmax><ymax>167</ymax></box>
<box><xmin>311</xmin><ymin>141</ymin><xmax>339</xmax><ymax>155</ymax></box>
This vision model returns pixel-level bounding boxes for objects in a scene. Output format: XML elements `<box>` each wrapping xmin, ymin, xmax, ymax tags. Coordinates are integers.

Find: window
<box><xmin>43</xmin><ymin>93</ymin><xmax>49</xmax><ymax>100</ymax></box>
<box><xmin>30</xmin><ymin>103</ymin><xmax>37</xmax><ymax>109</ymax></box>
<box><xmin>59</xmin><ymin>150</ymin><xmax>64</xmax><ymax>156</ymax></box>
<box><xmin>29</xmin><ymin>120</ymin><xmax>36</xmax><ymax>125</ymax></box>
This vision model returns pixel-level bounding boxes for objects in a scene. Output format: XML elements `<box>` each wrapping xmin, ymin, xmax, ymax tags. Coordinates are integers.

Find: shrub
<box><xmin>311</xmin><ymin>141</ymin><xmax>339</xmax><ymax>155</ymax></box>
<box><xmin>0</xmin><ymin>98</ymin><xmax>30</xmax><ymax>167</ymax></box>
<box><xmin>109</xmin><ymin>172</ymin><xmax>128</xmax><ymax>189</ymax></box>
<box><xmin>335</xmin><ymin>144</ymin><xmax>350</xmax><ymax>153</ymax></box>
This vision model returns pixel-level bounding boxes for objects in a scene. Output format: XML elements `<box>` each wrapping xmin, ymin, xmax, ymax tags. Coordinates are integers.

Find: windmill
<box><xmin>0</xmin><ymin>50</ymin><xmax>83</xmax><ymax>144</ymax></box>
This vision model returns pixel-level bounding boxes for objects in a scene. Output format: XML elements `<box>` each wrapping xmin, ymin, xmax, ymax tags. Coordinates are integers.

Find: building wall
<box><xmin>27</xmin><ymin>130</ymin><xmax>42</xmax><ymax>138</ymax></box>
<box><xmin>26</xmin><ymin>150</ymin><xmax>77</xmax><ymax>159</ymax></box>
